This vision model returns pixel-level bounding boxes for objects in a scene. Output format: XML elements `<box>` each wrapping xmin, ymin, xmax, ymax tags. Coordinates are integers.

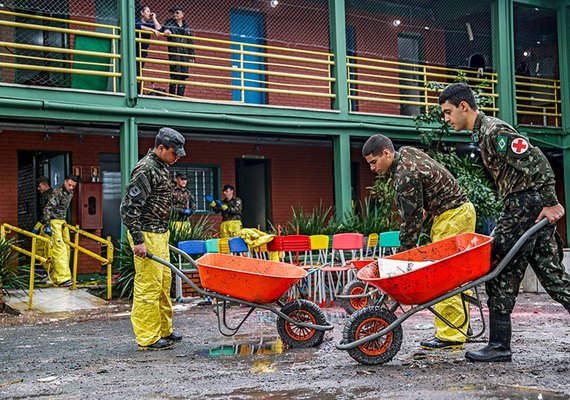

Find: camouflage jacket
<box><xmin>473</xmin><ymin>112</ymin><xmax>558</xmax><ymax>206</ymax></box>
<box><xmin>389</xmin><ymin>146</ymin><xmax>469</xmax><ymax>250</ymax></box>
<box><xmin>39</xmin><ymin>187</ymin><xmax>54</xmax><ymax>223</ymax></box>
<box><xmin>120</xmin><ymin>150</ymin><xmax>173</xmax><ymax>245</ymax></box>
<box><xmin>212</xmin><ymin>197</ymin><xmax>242</xmax><ymax>222</ymax></box>
<box><xmin>172</xmin><ymin>187</ymin><xmax>196</xmax><ymax>212</ymax></box>
<box><xmin>43</xmin><ymin>187</ymin><xmax>73</xmax><ymax>224</ymax></box>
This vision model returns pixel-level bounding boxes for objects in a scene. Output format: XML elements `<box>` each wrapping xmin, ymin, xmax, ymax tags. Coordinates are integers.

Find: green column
<box><xmin>120</xmin><ymin>0</ymin><xmax>137</xmax><ymax>105</ymax></box>
<box><xmin>119</xmin><ymin>118</ymin><xmax>139</xmax><ymax>239</ymax></box>
<box><xmin>329</xmin><ymin>0</ymin><xmax>349</xmax><ymax>115</ymax></box>
<box><xmin>492</xmin><ymin>0</ymin><xmax>515</xmax><ymax>125</ymax></box>
<box><xmin>333</xmin><ymin>133</ymin><xmax>352</xmax><ymax>221</ymax></box>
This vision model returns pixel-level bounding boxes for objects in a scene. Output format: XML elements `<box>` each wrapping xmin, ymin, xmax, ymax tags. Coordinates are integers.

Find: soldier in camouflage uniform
<box><xmin>206</xmin><ymin>184</ymin><xmax>243</xmax><ymax>238</ymax></box>
<box><xmin>42</xmin><ymin>174</ymin><xmax>79</xmax><ymax>287</ymax></box>
<box><xmin>439</xmin><ymin>82</ymin><xmax>570</xmax><ymax>363</ymax></box>
<box><xmin>171</xmin><ymin>173</ymin><xmax>196</xmax><ymax>222</ymax></box>
<box><xmin>120</xmin><ymin>127</ymin><xmax>186</xmax><ymax>351</ymax></box>
<box><xmin>363</xmin><ymin>135</ymin><xmax>476</xmax><ymax>349</ymax></box>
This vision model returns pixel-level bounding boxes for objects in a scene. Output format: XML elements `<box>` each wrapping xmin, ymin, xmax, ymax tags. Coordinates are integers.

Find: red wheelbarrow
<box><xmin>148</xmin><ymin>247</ymin><xmax>333</xmax><ymax>348</ymax></box>
<box><xmin>336</xmin><ymin>259</ymin><xmax>382</xmax><ymax>315</ymax></box>
<box><xmin>336</xmin><ymin>219</ymin><xmax>549</xmax><ymax>365</ymax></box>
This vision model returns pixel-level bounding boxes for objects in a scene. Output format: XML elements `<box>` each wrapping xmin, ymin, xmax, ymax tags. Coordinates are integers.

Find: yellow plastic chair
<box><xmin>218</xmin><ymin>238</ymin><xmax>230</xmax><ymax>254</ymax></box>
<box><xmin>365</xmin><ymin>233</ymin><xmax>379</xmax><ymax>258</ymax></box>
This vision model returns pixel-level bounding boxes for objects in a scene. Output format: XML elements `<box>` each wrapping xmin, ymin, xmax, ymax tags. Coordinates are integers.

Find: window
<box><xmin>170</xmin><ymin>166</ymin><xmax>217</xmax><ymax>212</ymax></box>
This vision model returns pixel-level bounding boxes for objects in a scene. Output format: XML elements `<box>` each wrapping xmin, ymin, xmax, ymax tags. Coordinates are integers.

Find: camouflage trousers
<box><xmin>486</xmin><ymin>191</ymin><xmax>570</xmax><ymax>315</ymax></box>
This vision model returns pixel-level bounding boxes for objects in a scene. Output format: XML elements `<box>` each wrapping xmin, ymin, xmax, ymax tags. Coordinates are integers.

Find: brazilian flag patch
<box><xmin>497</xmin><ymin>135</ymin><xmax>508</xmax><ymax>152</ymax></box>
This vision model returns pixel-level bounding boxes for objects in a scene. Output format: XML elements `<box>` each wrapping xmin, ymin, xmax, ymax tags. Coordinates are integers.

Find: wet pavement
<box><xmin>0</xmin><ymin>292</ymin><xmax>568</xmax><ymax>399</ymax></box>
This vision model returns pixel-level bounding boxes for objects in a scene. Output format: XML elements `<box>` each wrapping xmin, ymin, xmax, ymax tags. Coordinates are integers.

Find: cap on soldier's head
<box><xmin>37</xmin><ymin>176</ymin><xmax>50</xmax><ymax>185</ymax></box>
<box><xmin>176</xmin><ymin>172</ymin><xmax>187</xmax><ymax>180</ymax></box>
<box><xmin>157</xmin><ymin>127</ymin><xmax>186</xmax><ymax>157</ymax></box>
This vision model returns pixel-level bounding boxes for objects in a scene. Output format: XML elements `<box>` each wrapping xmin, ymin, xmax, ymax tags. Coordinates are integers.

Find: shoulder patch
<box><xmin>510</xmin><ymin>137</ymin><xmax>529</xmax><ymax>155</ymax></box>
<box><xmin>497</xmin><ymin>136</ymin><xmax>508</xmax><ymax>152</ymax></box>
<box><xmin>129</xmin><ymin>186</ymin><xmax>142</xmax><ymax>197</ymax></box>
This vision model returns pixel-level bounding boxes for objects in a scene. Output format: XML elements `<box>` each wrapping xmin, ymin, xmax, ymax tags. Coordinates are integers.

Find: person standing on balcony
<box><xmin>120</xmin><ymin>127</ymin><xmax>186</xmax><ymax>351</ymax></box>
<box><xmin>171</xmin><ymin>172</ymin><xmax>196</xmax><ymax>222</ymax></box>
<box><xmin>42</xmin><ymin>174</ymin><xmax>79</xmax><ymax>287</ymax></box>
<box><xmin>206</xmin><ymin>184</ymin><xmax>242</xmax><ymax>238</ymax></box>
<box><xmin>135</xmin><ymin>6</ymin><xmax>171</xmax><ymax>93</ymax></box>
<box><xmin>362</xmin><ymin>134</ymin><xmax>476</xmax><ymax>350</ymax></box>
<box><xmin>163</xmin><ymin>6</ymin><xmax>195</xmax><ymax>97</ymax></box>
<box><xmin>439</xmin><ymin>82</ymin><xmax>570</xmax><ymax>362</ymax></box>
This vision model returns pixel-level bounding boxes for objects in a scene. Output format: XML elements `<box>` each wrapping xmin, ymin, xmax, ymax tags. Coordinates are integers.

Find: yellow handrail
<box><xmin>1</xmin><ymin>223</ymin><xmax>52</xmax><ymax>310</ymax></box>
<box><xmin>63</xmin><ymin>224</ymin><xmax>114</xmax><ymax>300</ymax></box>
<box><xmin>0</xmin><ymin>9</ymin><xmax>119</xmax><ymax>31</ymax></box>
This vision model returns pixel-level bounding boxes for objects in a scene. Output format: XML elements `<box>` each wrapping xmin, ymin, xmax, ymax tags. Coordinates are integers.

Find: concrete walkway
<box><xmin>5</xmin><ymin>286</ymin><xmax>108</xmax><ymax>313</ymax></box>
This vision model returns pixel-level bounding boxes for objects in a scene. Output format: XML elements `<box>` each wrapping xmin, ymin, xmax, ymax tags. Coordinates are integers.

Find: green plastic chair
<box><xmin>205</xmin><ymin>238</ymin><xmax>219</xmax><ymax>253</ymax></box>
<box><xmin>379</xmin><ymin>231</ymin><xmax>400</xmax><ymax>257</ymax></box>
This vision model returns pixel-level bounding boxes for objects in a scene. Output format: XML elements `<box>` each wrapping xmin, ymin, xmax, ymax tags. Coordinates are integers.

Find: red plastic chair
<box><xmin>280</xmin><ymin>235</ymin><xmax>315</xmax><ymax>301</ymax></box>
<box><xmin>320</xmin><ymin>233</ymin><xmax>364</xmax><ymax>306</ymax></box>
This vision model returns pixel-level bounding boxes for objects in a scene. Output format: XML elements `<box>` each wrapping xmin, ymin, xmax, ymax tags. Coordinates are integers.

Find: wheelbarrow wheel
<box><xmin>277</xmin><ymin>299</ymin><xmax>326</xmax><ymax>348</ymax></box>
<box><xmin>343</xmin><ymin>306</ymin><xmax>402</xmax><ymax>365</ymax></box>
<box><xmin>338</xmin><ymin>280</ymin><xmax>373</xmax><ymax>315</ymax></box>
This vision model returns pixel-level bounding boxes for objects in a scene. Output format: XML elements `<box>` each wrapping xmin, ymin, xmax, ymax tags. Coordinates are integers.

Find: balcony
<box><xmin>0</xmin><ymin>2</ymin><xmax>564</xmax><ymax>129</ymax></box>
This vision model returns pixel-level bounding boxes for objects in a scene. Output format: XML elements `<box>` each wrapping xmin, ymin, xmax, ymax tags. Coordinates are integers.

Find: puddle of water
<box><xmin>197</xmin><ymin>336</ymin><xmax>284</xmax><ymax>358</ymax></box>
<box><xmin>449</xmin><ymin>384</ymin><xmax>569</xmax><ymax>400</ymax></box>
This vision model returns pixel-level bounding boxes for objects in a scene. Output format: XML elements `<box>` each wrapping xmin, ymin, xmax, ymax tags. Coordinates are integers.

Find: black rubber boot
<box><xmin>169</xmin><ymin>84</ymin><xmax>177</xmax><ymax>95</ymax></box>
<box><xmin>177</xmin><ymin>85</ymin><xmax>186</xmax><ymax>97</ymax></box>
<box><xmin>465</xmin><ymin>312</ymin><xmax>512</xmax><ymax>362</ymax></box>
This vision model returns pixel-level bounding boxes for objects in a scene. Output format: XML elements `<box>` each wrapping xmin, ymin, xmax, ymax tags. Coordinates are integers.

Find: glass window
<box><xmin>170</xmin><ymin>166</ymin><xmax>217</xmax><ymax>212</ymax></box>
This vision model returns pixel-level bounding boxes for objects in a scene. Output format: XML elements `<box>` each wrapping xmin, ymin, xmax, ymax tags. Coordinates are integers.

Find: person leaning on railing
<box><xmin>163</xmin><ymin>6</ymin><xmax>195</xmax><ymax>97</ymax></box>
<box><xmin>135</xmin><ymin>5</ymin><xmax>171</xmax><ymax>92</ymax></box>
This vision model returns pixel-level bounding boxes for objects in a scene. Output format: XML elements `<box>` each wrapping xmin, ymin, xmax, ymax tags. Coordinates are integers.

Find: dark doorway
<box><xmin>18</xmin><ymin>151</ymin><xmax>70</xmax><ymax>230</ymax></box>
<box><xmin>235</xmin><ymin>158</ymin><xmax>270</xmax><ymax>230</ymax></box>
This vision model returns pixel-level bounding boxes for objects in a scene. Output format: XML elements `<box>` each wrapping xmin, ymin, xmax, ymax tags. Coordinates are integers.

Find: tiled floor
<box><xmin>6</xmin><ymin>287</ymin><xmax>108</xmax><ymax>313</ymax></box>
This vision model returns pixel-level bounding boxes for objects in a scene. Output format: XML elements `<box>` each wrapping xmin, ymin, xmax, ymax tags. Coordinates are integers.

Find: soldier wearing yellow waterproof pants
<box><xmin>42</xmin><ymin>174</ymin><xmax>79</xmax><ymax>287</ymax></box>
<box><xmin>363</xmin><ymin>134</ymin><xmax>476</xmax><ymax>350</ymax></box>
<box><xmin>206</xmin><ymin>184</ymin><xmax>243</xmax><ymax>238</ymax></box>
<box><xmin>120</xmin><ymin>127</ymin><xmax>186</xmax><ymax>351</ymax></box>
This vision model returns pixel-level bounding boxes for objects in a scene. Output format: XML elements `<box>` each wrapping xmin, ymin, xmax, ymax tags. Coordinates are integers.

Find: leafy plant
<box><xmin>343</xmin><ymin>197</ymin><xmax>400</xmax><ymax>236</ymax></box>
<box><xmin>1</xmin><ymin>237</ymin><xmax>29</xmax><ymax>311</ymax></box>
<box><xmin>281</xmin><ymin>200</ymin><xmax>341</xmax><ymax>235</ymax></box>
<box><xmin>111</xmin><ymin>214</ymin><xmax>216</xmax><ymax>299</ymax></box>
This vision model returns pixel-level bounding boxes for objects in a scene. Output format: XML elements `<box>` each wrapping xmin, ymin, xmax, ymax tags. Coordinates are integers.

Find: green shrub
<box><xmin>112</xmin><ymin>214</ymin><xmax>215</xmax><ymax>299</ymax></box>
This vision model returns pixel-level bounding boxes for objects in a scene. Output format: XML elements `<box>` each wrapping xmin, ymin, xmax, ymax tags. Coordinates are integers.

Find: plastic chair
<box><xmin>309</xmin><ymin>235</ymin><xmax>329</xmax><ymax>266</ymax></box>
<box><xmin>175</xmin><ymin>240</ymin><xmax>206</xmax><ymax>300</ymax></box>
<box><xmin>379</xmin><ymin>231</ymin><xmax>400</xmax><ymax>257</ymax></box>
<box><xmin>205</xmin><ymin>238</ymin><xmax>219</xmax><ymax>253</ymax></box>
<box><xmin>228</xmin><ymin>237</ymin><xmax>250</xmax><ymax>257</ymax></box>
<box><xmin>321</xmin><ymin>233</ymin><xmax>364</xmax><ymax>306</ymax></box>
<box><xmin>218</xmin><ymin>238</ymin><xmax>230</xmax><ymax>254</ymax></box>
<box><xmin>365</xmin><ymin>233</ymin><xmax>379</xmax><ymax>258</ymax></box>
<box><xmin>280</xmin><ymin>235</ymin><xmax>314</xmax><ymax>301</ymax></box>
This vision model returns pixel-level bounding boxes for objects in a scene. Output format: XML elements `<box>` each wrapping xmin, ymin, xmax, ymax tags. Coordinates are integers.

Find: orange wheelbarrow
<box><xmin>336</xmin><ymin>219</ymin><xmax>549</xmax><ymax>365</ymax></box>
<box><xmin>336</xmin><ymin>259</ymin><xmax>383</xmax><ymax>315</ymax></box>
<box><xmin>148</xmin><ymin>246</ymin><xmax>333</xmax><ymax>348</ymax></box>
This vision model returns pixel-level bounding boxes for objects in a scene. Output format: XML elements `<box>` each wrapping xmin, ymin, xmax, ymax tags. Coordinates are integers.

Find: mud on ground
<box><xmin>0</xmin><ymin>293</ymin><xmax>568</xmax><ymax>399</ymax></box>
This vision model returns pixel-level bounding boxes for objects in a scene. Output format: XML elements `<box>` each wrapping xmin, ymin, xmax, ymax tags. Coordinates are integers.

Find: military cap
<box><xmin>157</xmin><ymin>127</ymin><xmax>186</xmax><ymax>157</ymax></box>
<box><xmin>176</xmin><ymin>172</ymin><xmax>187</xmax><ymax>180</ymax></box>
<box><xmin>37</xmin><ymin>176</ymin><xmax>50</xmax><ymax>185</ymax></box>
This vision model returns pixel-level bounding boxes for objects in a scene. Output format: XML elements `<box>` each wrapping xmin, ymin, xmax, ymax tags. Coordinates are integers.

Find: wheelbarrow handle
<box><xmin>491</xmin><ymin>217</ymin><xmax>549</xmax><ymax>277</ymax></box>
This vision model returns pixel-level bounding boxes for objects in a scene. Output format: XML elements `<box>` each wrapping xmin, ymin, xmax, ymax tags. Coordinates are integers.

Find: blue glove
<box><xmin>32</xmin><ymin>221</ymin><xmax>42</xmax><ymax>234</ymax></box>
<box><xmin>44</xmin><ymin>225</ymin><xmax>52</xmax><ymax>236</ymax></box>
<box><xmin>204</xmin><ymin>194</ymin><xmax>214</xmax><ymax>204</ymax></box>
<box><xmin>215</xmin><ymin>200</ymin><xmax>223</xmax><ymax>208</ymax></box>
<box><xmin>182</xmin><ymin>208</ymin><xmax>192</xmax><ymax>215</ymax></box>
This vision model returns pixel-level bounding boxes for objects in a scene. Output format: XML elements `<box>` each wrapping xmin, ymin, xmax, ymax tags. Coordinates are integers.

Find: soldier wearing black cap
<box><xmin>172</xmin><ymin>172</ymin><xmax>196</xmax><ymax>221</ymax></box>
<box><xmin>120</xmin><ymin>127</ymin><xmax>186</xmax><ymax>351</ymax></box>
<box><xmin>163</xmin><ymin>6</ymin><xmax>195</xmax><ymax>96</ymax></box>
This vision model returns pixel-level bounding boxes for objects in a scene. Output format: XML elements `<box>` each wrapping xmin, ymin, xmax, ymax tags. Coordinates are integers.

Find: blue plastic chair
<box><xmin>178</xmin><ymin>240</ymin><xmax>207</xmax><ymax>256</ymax></box>
<box><xmin>228</xmin><ymin>237</ymin><xmax>250</xmax><ymax>257</ymax></box>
